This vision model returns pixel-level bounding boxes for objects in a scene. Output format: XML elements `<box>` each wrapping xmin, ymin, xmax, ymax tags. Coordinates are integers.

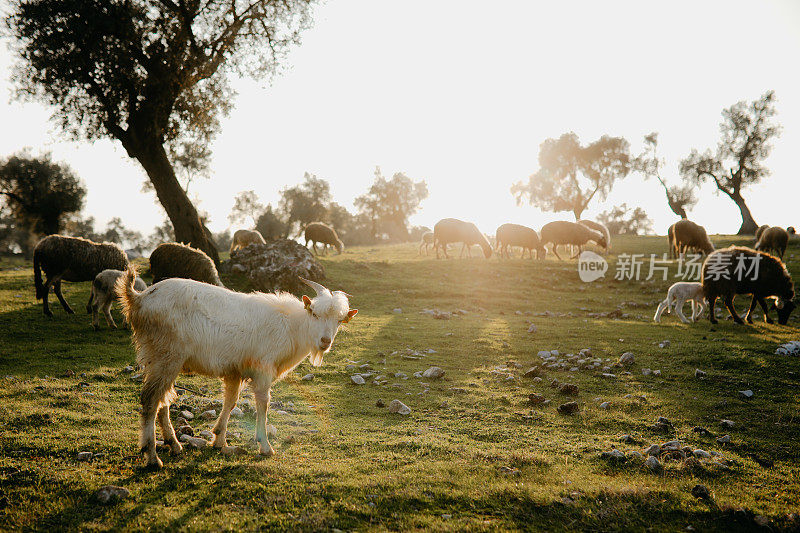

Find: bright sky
<box><xmin>1</xmin><ymin>0</ymin><xmax>799</xmax><ymax>238</ymax></box>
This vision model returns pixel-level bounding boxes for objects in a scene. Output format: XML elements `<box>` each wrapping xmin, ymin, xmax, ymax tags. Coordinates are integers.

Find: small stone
<box><xmin>388</xmin><ymin>399</ymin><xmax>411</xmax><ymax>415</ymax></box>
<box><xmin>550</xmin><ymin>378</ymin><xmax>560</xmax><ymax>388</ymax></box>
<box><xmin>559</xmin><ymin>383</ymin><xmax>579</xmax><ymax>396</ymax></box>
<box><xmin>644</xmin><ymin>456</ymin><xmax>662</xmax><ymax>471</ymax></box>
<box><xmin>557</xmin><ymin>401</ymin><xmax>579</xmax><ymax>415</ymax></box>
<box><xmin>441</xmin><ymin>513</ymin><xmax>452</xmax><ymax>519</ymax></box>
<box><xmin>645</xmin><ymin>444</ymin><xmax>661</xmax><ymax>456</ymax></box>
<box><xmin>599</xmin><ymin>402</ymin><xmax>610</xmax><ymax>410</ymax></box>
<box><xmin>267</xmin><ymin>424</ymin><xmax>278</xmax><ymax>437</ymax></box>
<box><xmin>532</xmin><ymin>376</ymin><xmax>542</xmax><ymax>383</ymax></box>
<box><xmin>720</xmin><ymin>419</ymin><xmax>734</xmax><ymax>428</ymax></box>
<box><xmin>122</xmin><ymin>366</ymin><xmax>135</xmax><ymax>374</ymax></box>
<box><xmin>527</xmin><ymin>324</ymin><xmax>537</xmax><ymax>333</ymax></box>
<box><xmin>393</xmin><ymin>308</ymin><xmax>403</xmax><ymax>314</ymax></box>
<box><xmin>376</xmin><ymin>398</ymin><xmax>385</xmax><ymax>408</ymax></box>
<box><xmin>694</xmin><ymin>369</ymin><xmax>707</xmax><ymax>378</ymax></box>
<box><xmin>230</xmin><ymin>407</ymin><xmax>244</xmax><ymax>418</ymax></box>
<box><xmin>691</xmin><ymin>484</ymin><xmax>710</xmax><ymax>500</ymax></box>
<box><xmin>652</xmin><ymin>369</ymin><xmax>661</xmax><ymax>376</ymax></box>
<box><xmin>717</xmin><ymin>434</ymin><xmax>731</xmax><ymax>444</ymax></box>
<box><xmin>95</xmin><ymin>485</ymin><xmax>130</xmax><ymax>504</ymax></box>
<box><xmin>627</xmin><ymin>450</ymin><xmax>643</xmax><ymax>460</ymax></box>
<box><xmin>199</xmin><ymin>430</ymin><xmax>214</xmax><ymax>440</ymax></box>
<box><xmin>601</xmin><ymin>373</ymin><xmax>616</xmax><ymax>379</ymax></box>
<box><xmin>693</xmin><ymin>449</ymin><xmax>711</xmax><ymax>459</ymax></box>
<box><xmin>528</xmin><ymin>393</ymin><xmax>546</xmax><ymax>405</ymax></box>
<box><xmin>754</xmin><ymin>515</ymin><xmax>769</xmax><ymax>527</ymax></box>
<box><xmin>620</xmin><ymin>434</ymin><xmax>634</xmax><ymax>443</ymax></box>
<box><xmin>220</xmin><ymin>446</ymin><xmax>248</xmax><ymax>456</ymax></box>
<box><xmin>600</xmin><ymin>449</ymin><xmax>626</xmax><ymax>462</ymax></box>
<box><xmin>692</xmin><ymin>426</ymin><xmax>712</xmax><ymax>436</ymax></box>
<box><xmin>422</xmin><ymin>366</ymin><xmax>445</xmax><ymax>379</ymax></box>
<box><xmin>619</xmin><ymin>352</ymin><xmax>635</xmax><ymax>365</ymax></box>
<box><xmin>301</xmin><ymin>373</ymin><xmax>314</xmax><ymax>381</ymax></box>
<box><xmin>200</xmin><ymin>410</ymin><xmax>216</xmax><ymax>420</ymax></box>
<box><xmin>641</xmin><ymin>368</ymin><xmax>652</xmax><ymax>376</ymax></box>
<box><xmin>179</xmin><ymin>435</ymin><xmax>208</xmax><ymax>449</ymax></box>
<box><xmin>177</xmin><ymin>425</ymin><xmax>193</xmax><ymax>437</ymax></box>
<box><xmin>180</xmin><ymin>410</ymin><xmax>194</xmax><ymax>420</ymax></box>
<box><xmin>77</xmin><ymin>451</ymin><xmax>93</xmax><ymax>461</ymax></box>
<box><xmin>739</xmin><ymin>389</ymin><xmax>754</xmax><ymax>399</ymax></box>
<box><xmin>351</xmin><ymin>375</ymin><xmax>366</xmax><ymax>385</ymax></box>
<box><xmin>523</xmin><ymin>367</ymin><xmax>542</xmax><ymax>378</ymax></box>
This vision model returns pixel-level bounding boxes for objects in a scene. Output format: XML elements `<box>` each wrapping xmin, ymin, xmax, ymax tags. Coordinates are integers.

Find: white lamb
<box><xmin>653</xmin><ymin>281</ymin><xmax>706</xmax><ymax>323</ymax></box>
<box><xmin>88</xmin><ymin>269</ymin><xmax>147</xmax><ymax>330</ymax></box>
<box><xmin>116</xmin><ymin>266</ymin><xmax>357</xmax><ymax>469</ymax></box>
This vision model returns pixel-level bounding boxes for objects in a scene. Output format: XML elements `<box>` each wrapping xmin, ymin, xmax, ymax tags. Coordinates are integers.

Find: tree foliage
<box><xmin>679</xmin><ymin>91</ymin><xmax>780</xmax><ymax>234</ymax></box>
<box><xmin>633</xmin><ymin>132</ymin><xmax>697</xmax><ymax>219</ymax></box>
<box><xmin>0</xmin><ymin>152</ymin><xmax>86</xmax><ymax>240</ymax></box>
<box><xmin>597</xmin><ymin>203</ymin><xmax>654</xmax><ymax>236</ymax></box>
<box><xmin>255</xmin><ymin>204</ymin><xmax>290</xmax><ymax>241</ymax></box>
<box><xmin>228</xmin><ymin>190</ymin><xmax>265</xmax><ymax>227</ymax></box>
<box><xmin>8</xmin><ymin>0</ymin><xmax>315</xmax><ymax>263</ymax></box>
<box><xmin>278</xmin><ymin>173</ymin><xmax>333</xmax><ymax>237</ymax></box>
<box><xmin>354</xmin><ymin>167</ymin><xmax>428</xmax><ymax>241</ymax></box>
<box><xmin>512</xmin><ymin>133</ymin><xmax>631</xmax><ymax>220</ymax></box>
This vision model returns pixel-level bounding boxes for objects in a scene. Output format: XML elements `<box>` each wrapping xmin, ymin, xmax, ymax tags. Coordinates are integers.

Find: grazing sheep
<box><xmin>149</xmin><ymin>242</ymin><xmax>224</xmax><ymax>287</ymax></box>
<box><xmin>433</xmin><ymin>218</ymin><xmax>492</xmax><ymax>259</ymax></box>
<box><xmin>116</xmin><ymin>267</ymin><xmax>357</xmax><ymax>468</ymax></box>
<box><xmin>539</xmin><ymin>221</ymin><xmax>606</xmax><ymax>261</ymax></box>
<box><xmin>755</xmin><ymin>226</ymin><xmax>789</xmax><ymax>259</ymax></box>
<box><xmin>33</xmin><ymin>235</ymin><xmax>128</xmax><ymax>317</ymax></box>
<box><xmin>89</xmin><ymin>269</ymin><xmax>147</xmax><ymax>330</ymax></box>
<box><xmin>702</xmin><ymin>246</ymin><xmax>796</xmax><ymax>325</ymax></box>
<box><xmin>653</xmin><ymin>282</ymin><xmax>706</xmax><ymax>323</ymax></box>
<box><xmin>495</xmin><ymin>223</ymin><xmax>546</xmax><ymax>259</ymax></box>
<box><xmin>304</xmin><ymin>222</ymin><xmax>343</xmax><ymax>255</ymax></box>
<box><xmin>577</xmin><ymin>220</ymin><xmax>611</xmax><ymax>253</ymax></box>
<box><xmin>418</xmin><ymin>231</ymin><xmax>434</xmax><ymax>256</ymax></box>
<box><xmin>788</xmin><ymin>226</ymin><xmax>796</xmax><ymax>236</ymax></box>
<box><xmin>667</xmin><ymin>223</ymin><xmax>678</xmax><ymax>259</ymax></box>
<box><xmin>755</xmin><ymin>224</ymin><xmax>769</xmax><ymax>241</ymax></box>
<box><xmin>673</xmin><ymin>219</ymin><xmax>714</xmax><ymax>256</ymax></box>
<box><xmin>230</xmin><ymin>229</ymin><xmax>267</xmax><ymax>252</ymax></box>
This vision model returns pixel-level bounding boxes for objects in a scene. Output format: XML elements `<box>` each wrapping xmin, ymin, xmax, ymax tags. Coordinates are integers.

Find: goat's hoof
<box><xmin>259</xmin><ymin>445</ymin><xmax>275</xmax><ymax>457</ymax></box>
<box><xmin>170</xmin><ymin>443</ymin><xmax>183</xmax><ymax>456</ymax></box>
<box><xmin>746</xmin><ymin>318</ymin><xmax>754</xmax><ymax>324</ymax></box>
<box><xmin>144</xmin><ymin>457</ymin><xmax>164</xmax><ymax>470</ymax></box>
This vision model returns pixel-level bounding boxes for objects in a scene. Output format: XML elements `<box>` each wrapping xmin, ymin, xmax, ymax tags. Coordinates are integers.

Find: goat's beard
<box><xmin>309</xmin><ymin>350</ymin><xmax>324</xmax><ymax>367</ymax></box>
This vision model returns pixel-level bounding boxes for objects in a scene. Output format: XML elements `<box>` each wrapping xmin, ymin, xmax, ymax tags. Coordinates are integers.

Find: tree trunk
<box><xmin>129</xmin><ymin>139</ymin><xmax>220</xmax><ymax>265</ymax></box>
<box><xmin>667</xmin><ymin>198</ymin><xmax>688</xmax><ymax>219</ymax></box>
<box><xmin>731</xmin><ymin>193</ymin><xmax>758</xmax><ymax>235</ymax></box>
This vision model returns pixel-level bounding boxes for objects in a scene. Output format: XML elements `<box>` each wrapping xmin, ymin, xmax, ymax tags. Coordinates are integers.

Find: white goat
<box><xmin>116</xmin><ymin>266</ymin><xmax>357</xmax><ymax>469</ymax></box>
<box><xmin>653</xmin><ymin>282</ymin><xmax>706</xmax><ymax>323</ymax></box>
<box><xmin>88</xmin><ymin>269</ymin><xmax>147</xmax><ymax>330</ymax></box>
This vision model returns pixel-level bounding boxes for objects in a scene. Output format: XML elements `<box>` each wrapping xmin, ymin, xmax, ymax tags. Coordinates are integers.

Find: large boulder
<box><xmin>224</xmin><ymin>239</ymin><xmax>325</xmax><ymax>292</ymax></box>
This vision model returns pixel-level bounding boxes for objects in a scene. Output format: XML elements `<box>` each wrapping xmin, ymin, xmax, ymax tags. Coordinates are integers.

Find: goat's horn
<box><xmin>299</xmin><ymin>277</ymin><xmax>330</xmax><ymax>296</ymax></box>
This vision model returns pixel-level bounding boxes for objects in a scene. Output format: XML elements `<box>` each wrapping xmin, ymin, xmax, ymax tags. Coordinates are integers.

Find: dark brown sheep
<box><xmin>304</xmin><ymin>222</ymin><xmax>343</xmax><ymax>255</ymax></box>
<box><xmin>755</xmin><ymin>224</ymin><xmax>769</xmax><ymax>241</ymax></box>
<box><xmin>539</xmin><ymin>221</ymin><xmax>606</xmax><ymax>261</ymax></box>
<box><xmin>150</xmin><ymin>242</ymin><xmax>224</xmax><ymax>287</ymax></box>
<box><xmin>577</xmin><ymin>220</ymin><xmax>611</xmax><ymax>253</ymax></box>
<box><xmin>702</xmin><ymin>246</ymin><xmax>796</xmax><ymax>325</ymax></box>
<box><xmin>755</xmin><ymin>226</ymin><xmax>789</xmax><ymax>259</ymax></box>
<box><xmin>495</xmin><ymin>223</ymin><xmax>546</xmax><ymax>259</ymax></box>
<box><xmin>230</xmin><ymin>229</ymin><xmax>266</xmax><ymax>252</ymax></box>
<box><xmin>667</xmin><ymin>223</ymin><xmax>678</xmax><ymax>259</ymax></box>
<box><xmin>433</xmin><ymin>218</ymin><xmax>492</xmax><ymax>259</ymax></box>
<box><xmin>33</xmin><ymin>234</ymin><xmax>128</xmax><ymax>317</ymax></box>
<box><xmin>673</xmin><ymin>219</ymin><xmax>714</xmax><ymax>256</ymax></box>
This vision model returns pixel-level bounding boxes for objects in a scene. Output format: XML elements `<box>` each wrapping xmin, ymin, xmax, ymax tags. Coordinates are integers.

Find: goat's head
<box><xmin>299</xmin><ymin>277</ymin><xmax>357</xmax><ymax>365</ymax></box>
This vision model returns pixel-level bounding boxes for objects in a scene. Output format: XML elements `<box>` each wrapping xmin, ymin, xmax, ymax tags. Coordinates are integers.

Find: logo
<box><xmin>578</xmin><ymin>251</ymin><xmax>608</xmax><ymax>282</ymax></box>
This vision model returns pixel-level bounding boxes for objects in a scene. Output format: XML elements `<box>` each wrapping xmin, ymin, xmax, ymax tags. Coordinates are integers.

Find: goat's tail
<box><xmin>33</xmin><ymin>248</ymin><xmax>45</xmax><ymax>300</ymax></box>
<box><xmin>116</xmin><ymin>263</ymin><xmax>142</xmax><ymax>325</ymax></box>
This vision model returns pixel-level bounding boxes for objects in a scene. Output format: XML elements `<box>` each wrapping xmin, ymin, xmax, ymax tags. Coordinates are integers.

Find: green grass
<box><xmin>1</xmin><ymin>235</ymin><xmax>799</xmax><ymax>531</ymax></box>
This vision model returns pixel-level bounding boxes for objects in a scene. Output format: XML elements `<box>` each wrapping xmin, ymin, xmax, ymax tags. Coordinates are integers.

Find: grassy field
<box><xmin>1</xmin><ymin>234</ymin><xmax>799</xmax><ymax>531</ymax></box>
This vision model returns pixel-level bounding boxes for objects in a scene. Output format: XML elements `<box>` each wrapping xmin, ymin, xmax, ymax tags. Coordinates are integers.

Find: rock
<box><xmin>557</xmin><ymin>401</ymin><xmax>579</xmax><ymax>415</ymax></box>
<box><xmin>599</xmin><ymin>402</ymin><xmax>610</xmax><ymax>410</ymax></box>
<box><xmin>754</xmin><ymin>515</ymin><xmax>769</xmax><ymax>527</ymax></box>
<box><xmin>627</xmin><ymin>450</ymin><xmax>643</xmax><ymax>460</ymax></box>
<box><xmin>179</xmin><ymin>435</ymin><xmax>208</xmax><ymax>449</ymax></box>
<box><xmin>641</xmin><ymin>368</ymin><xmax>652</xmax><ymax>376</ymax></box>
<box><xmin>180</xmin><ymin>410</ymin><xmax>194</xmax><ymax>420</ymax></box>
<box><xmin>95</xmin><ymin>485</ymin><xmax>130</xmax><ymax>504</ymax></box>
<box><xmin>422</xmin><ymin>366</ymin><xmax>445</xmax><ymax>379</ymax></box>
<box><xmin>550</xmin><ymin>378</ymin><xmax>560</xmax><ymax>388</ymax></box>
<box><xmin>393</xmin><ymin>308</ymin><xmax>403</xmax><ymax>314</ymax></box>
<box><xmin>527</xmin><ymin>324</ymin><xmax>537</xmax><ymax>333</ymax></box>
<box><xmin>532</xmin><ymin>376</ymin><xmax>542</xmax><ymax>383</ymax></box>
<box><xmin>694</xmin><ymin>368</ymin><xmax>707</xmax><ymax>378</ymax></box>
<box><xmin>225</xmin><ymin>239</ymin><xmax>325</xmax><ymax>293</ymax></box>
<box><xmin>376</xmin><ymin>398</ymin><xmax>385</xmax><ymax>408</ymax></box>
<box><xmin>177</xmin><ymin>425</ymin><xmax>193</xmax><ymax>437</ymax></box>
<box><xmin>230</xmin><ymin>407</ymin><xmax>244</xmax><ymax>418</ymax></box>
<box><xmin>267</xmin><ymin>424</ymin><xmax>278</xmax><ymax>437</ymax></box>
<box><xmin>645</xmin><ymin>444</ymin><xmax>661</xmax><ymax>456</ymax></box>
<box><xmin>200</xmin><ymin>410</ymin><xmax>217</xmax><ymax>420</ymax></box>
<box><xmin>523</xmin><ymin>367</ymin><xmax>542</xmax><ymax>378</ymax></box>
<box><xmin>601</xmin><ymin>373</ymin><xmax>616</xmax><ymax>379</ymax></box>
<box><xmin>388</xmin><ymin>399</ymin><xmax>411</xmax><ymax>415</ymax></box>
<box><xmin>122</xmin><ymin>366</ymin><xmax>135</xmax><ymax>374</ymax></box>
<box><xmin>619</xmin><ymin>352</ymin><xmax>635</xmax><ymax>365</ymax></box>
<box><xmin>691</xmin><ymin>484</ymin><xmax>710</xmax><ymax>500</ymax></box>
<box><xmin>600</xmin><ymin>449</ymin><xmax>626</xmax><ymax>462</ymax></box>
<box><xmin>620</xmin><ymin>434</ymin><xmax>634</xmax><ymax>443</ymax></box>
<box><xmin>661</xmin><ymin>440</ymin><xmax>681</xmax><ymax>451</ymax></box>
<box><xmin>693</xmin><ymin>449</ymin><xmax>711</xmax><ymax>459</ymax></box>
<box><xmin>693</xmin><ymin>426</ymin><xmax>712</xmax><ymax>436</ymax></box>
<box><xmin>77</xmin><ymin>451</ymin><xmax>93</xmax><ymax>461</ymax></box>
<box><xmin>199</xmin><ymin>430</ymin><xmax>214</xmax><ymax>440</ymax></box>
<box><xmin>301</xmin><ymin>373</ymin><xmax>314</xmax><ymax>381</ymax></box>
<box><xmin>537</xmin><ymin>350</ymin><xmax>551</xmax><ymax>358</ymax></box>
<box><xmin>220</xmin><ymin>446</ymin><xmax>248</xmax><ymax>456</ymax></box>
<box><xmin>775</xmin><ymin>340</ymin><xmax>800</xmax><ymax>356</ymax></box>
<box><xmin>559</xmin><ymin>383</ymin><xmax>579</xmax><ymax>396</ymax></box>
<box><xmin>652</xmin><ymin>369</ymin><xmax>661</xmax><ymax>376</ymax></box>
<box><xmin>498</xmin><ymin>466</ymin><xmax>520</xmax><ymax>476</ymax></box>
<box><xmin>351</xmin><ymin>375</ymin><xmax>366</xmax><ymax>385</ymax></box>
<box><xmin>659</xmin><ymin>340</ymin><xmax>670</xmax><ymax>348</ymax></box>
<box><xmin>720</xmin><ymin>419</ymin><xmax>734</xmax><ymax>428</ymax></box>
<box><xmin>644</xmin><ymin>456</ymin><xmax>662</xmax><ymax>471</ymax></box>
<box><xmin>717</xmin><ymin>434</ymin><xmax>731</xmax><ymax>444</ymax></box>
<box><xmin>528</xmin><ymin>393</ymin><xmax>546</xmax><ymax>405</ymax></box>
<box><xmin>739</xmin><ymin>389</ymin><xmax>754</xmax><ymax>399</ymax></box>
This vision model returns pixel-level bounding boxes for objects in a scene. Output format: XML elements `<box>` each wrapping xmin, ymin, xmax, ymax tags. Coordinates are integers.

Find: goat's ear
<box><xmin>342</xmin><ymin>309</ymin><xmax>358</xmax><ymax>323</ymax></box>
<box><xmin>302</xmin><ymin>295</ymin><xmax>312</xmax><ymax>312</ymax></box>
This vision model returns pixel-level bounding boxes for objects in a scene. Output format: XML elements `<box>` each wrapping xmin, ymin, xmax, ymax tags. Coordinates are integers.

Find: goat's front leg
<box><xmin>744</xmin><ymin>296</ymin><xmax>759</xmax><ymax>324</ymax></box>
<box><xmin>213</xmin><ymin>374</ymin><xmax>243</xmax><ymax>450</ymax></box>
<box><xmin>674</xmin><ymin>297</ymin><xmax>690</xmax><ymax>323</ymax></box>
<box><xmin>53</xmin><ymin>279</ymin><xmax>75</xmax><ymax>314</ymax></box>
<box><xmin>757</xmin><ymin>297</ymin><xmax>774</xmax><ymax>324</ymax></box>
<box><xmin>724</xmin><ymin>295</ymin><xmax>744</xmax><ymax>324</ymax></box>
<box><xmin>102</xmin><ymin>299</ymin><xmax>117</xmax><ymax>329</ymax></box>
<box><xmin>252</xmin><ymin>376</ymin><xmax>275</xmax><ymax>457</ymax></box>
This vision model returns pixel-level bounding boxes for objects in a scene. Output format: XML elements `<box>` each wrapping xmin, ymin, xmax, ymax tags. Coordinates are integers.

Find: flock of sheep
<box><xmin>25</xmin><ymin>213</ymin><xmax>796</xmax><ymax>468</ymax></box>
